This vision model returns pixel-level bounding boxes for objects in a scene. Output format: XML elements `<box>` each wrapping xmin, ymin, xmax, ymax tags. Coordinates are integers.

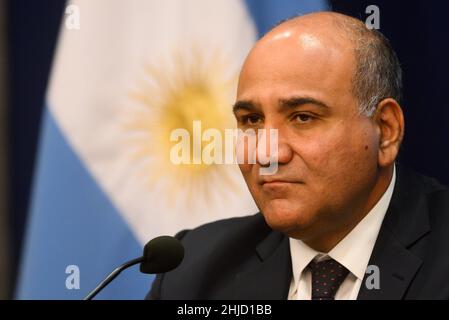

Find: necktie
<box><xmin>308</xmin><ymin>258</ymin><xmax>349</xmax><ymax>300</ymax></box>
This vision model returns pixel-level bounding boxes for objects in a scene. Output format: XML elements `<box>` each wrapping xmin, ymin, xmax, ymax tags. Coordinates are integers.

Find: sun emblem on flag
<box><xmin>124</xmin><ymin>49</ymin><xmax>243</xmax><ymax>206</ymax></box>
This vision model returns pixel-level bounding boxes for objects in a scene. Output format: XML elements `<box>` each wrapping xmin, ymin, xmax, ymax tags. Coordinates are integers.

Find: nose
<box><xmin>276</xmin><ymin>137</ymin><xmax>294</xmax><ymax>165</ymax></box>
<box><xmin>256</xmin><ymin>126</ymin><xmax>293</xmax><ymax>167</ymax></box>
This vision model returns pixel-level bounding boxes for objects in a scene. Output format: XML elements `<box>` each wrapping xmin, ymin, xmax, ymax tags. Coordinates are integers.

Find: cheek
<box><xmin>294</xmin><ymin>124</ymin><xmax>379</xmax><ymax>181</ymax></box>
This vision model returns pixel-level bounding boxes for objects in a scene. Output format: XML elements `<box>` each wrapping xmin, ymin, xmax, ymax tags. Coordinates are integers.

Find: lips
<box><xmin>259</xmin><ymin>178</ymin><xmax>303</xmax><ymax>186</ymax></box>
<box><xmin>262</xmin><ymin>180</ymin><xmax>290</xmax><ymax>185</ymax></box>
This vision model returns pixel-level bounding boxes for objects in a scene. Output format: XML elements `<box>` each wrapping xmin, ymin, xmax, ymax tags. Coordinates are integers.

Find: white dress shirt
<box><xmin>288</xmin><ymin>166</ymin><xmax>396</xmax><ymax>300</ymax></box>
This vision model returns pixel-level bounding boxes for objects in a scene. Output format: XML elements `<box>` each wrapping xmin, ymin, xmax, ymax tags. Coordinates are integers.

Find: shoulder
<box><xmin>173</xmin><ymin>213</ymin><xmax>274</xmax><ymax>264</ymax></box>
<box><xmin>147</xmin><ymin>213</ymin><xmax>273</xmax><ymax>299</ymax></box>
<box><xmin>176</xmin><ymin>213</ymin><xmax>270</xmax><ymax>246</ymax></box>
<box><xmin>396</xmin><ymin>165</ymin><xmax>449</xmax><ymax>220</ymax></box>
<box><xmin>395</xmin><ymin>164</ymin><xmax>448</xmax><ymax>199</ymax></box>
<box><xmin>422</xmin><ymin>177</ymin><xmax>449</xmax><ymax>225</ymax></box>
<box><xmin>406</xmin><ymin>167</ymin><xmax>449</xmax><ymax>214</ymax></box>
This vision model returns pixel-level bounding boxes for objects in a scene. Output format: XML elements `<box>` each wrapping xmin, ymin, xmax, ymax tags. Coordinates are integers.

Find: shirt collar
<box><xmin>290</xmin><ymin>165</ymin><xmax>396</xmax><ymax>284</ymax></box>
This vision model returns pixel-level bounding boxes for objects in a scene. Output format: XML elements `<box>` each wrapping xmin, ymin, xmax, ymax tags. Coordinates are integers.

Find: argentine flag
<box><xmin>17</xmin><ymin>0</ymin><xmax>328</xmax><ymax>299</ymax></box>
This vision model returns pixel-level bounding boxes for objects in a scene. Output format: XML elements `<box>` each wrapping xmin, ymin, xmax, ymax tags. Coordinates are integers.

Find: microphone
<box><xmin>84</xmin><ymin>235</ymin><xmax>184</xmax><ymax>300</ymax></box>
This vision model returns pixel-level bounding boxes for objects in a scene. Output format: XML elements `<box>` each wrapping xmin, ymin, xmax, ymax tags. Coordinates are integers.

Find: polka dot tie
<box><xmin>308</xmin><ymin>258</ymin><xmax>349</xmax><ymax>300</ymax></box>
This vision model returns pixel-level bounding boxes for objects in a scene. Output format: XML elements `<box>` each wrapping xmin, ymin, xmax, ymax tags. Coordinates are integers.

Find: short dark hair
<box><xmin>332</xmin><ymin>16</ymin><xmax>403</xmax><ymax>116</ymax></box>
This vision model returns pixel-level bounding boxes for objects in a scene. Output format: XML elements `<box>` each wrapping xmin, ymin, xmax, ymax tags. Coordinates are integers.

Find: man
<box><xmin>148</xmin><ymin>12</ymin><xmax>449</xmax><ymax>299</ymax></box>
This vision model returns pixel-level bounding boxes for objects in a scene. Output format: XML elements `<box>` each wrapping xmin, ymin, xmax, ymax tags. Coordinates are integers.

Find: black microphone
<box><xmin>84</xmin><ymin>235</ymin><xmax>184</xmax><ymax>300</ymax></box>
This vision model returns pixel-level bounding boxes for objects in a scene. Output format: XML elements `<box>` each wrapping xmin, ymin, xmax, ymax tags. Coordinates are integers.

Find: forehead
<box><xmin>237</xmin><ymin>30</ymin><xmax>356</xmax><ymax>108</ymax></box>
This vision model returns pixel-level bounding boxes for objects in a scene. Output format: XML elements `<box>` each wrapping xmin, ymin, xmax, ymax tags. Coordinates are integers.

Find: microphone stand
<box><xmin>84</xmin><ymin>257</ymin><xmax>143</xmax><ymax>300</ymax></box>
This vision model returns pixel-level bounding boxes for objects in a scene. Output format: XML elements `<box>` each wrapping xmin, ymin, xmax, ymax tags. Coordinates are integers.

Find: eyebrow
<box><xmin>279</xmin><ymin>96</ymin><xmax>330</xmax><ymax>110</ymax></box>
<box><xmin>233</xmin><ymin>96</ymin><xmax>330</xmax><ymax>114</ymax></box>
<box><xmin>232</xmin><ymin>100</ymin><xmax>260</xmax><ymax>114</ymax></box>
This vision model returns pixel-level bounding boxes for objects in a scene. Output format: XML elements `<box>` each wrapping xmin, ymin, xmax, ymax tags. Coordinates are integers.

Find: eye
<box><xmin>294</xmin><ymin>113</ymin><xmax>314</xmax><ymax>123</ymax></box>
<box><xmin>241</xmin><ymin>114</ymin><xmax>263</xmax><ymax>126</ymax></box>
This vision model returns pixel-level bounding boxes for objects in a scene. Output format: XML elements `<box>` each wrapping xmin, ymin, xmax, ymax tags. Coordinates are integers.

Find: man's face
<box><xmin>234</xmin><ymin>29</ymin><xmax>381</xmax><ymax>242</ymax></box>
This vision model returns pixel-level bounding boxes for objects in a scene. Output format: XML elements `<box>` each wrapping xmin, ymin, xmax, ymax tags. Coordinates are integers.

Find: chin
<box><xmin>260</xmin><ymin>200</ymin><xmax>316</xmax><ymax>235</ymax></box>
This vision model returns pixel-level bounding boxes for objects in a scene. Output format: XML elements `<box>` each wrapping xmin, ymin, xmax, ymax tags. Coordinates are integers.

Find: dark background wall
<box><xmin>5</xmin><ymin>0</ymin><xmax>449</xmax><ymax>298</ymax></box>
<box><xmin>6</xmin><ymin>0</ymin><xmax>66</xmax><ymax>296</ymax></box>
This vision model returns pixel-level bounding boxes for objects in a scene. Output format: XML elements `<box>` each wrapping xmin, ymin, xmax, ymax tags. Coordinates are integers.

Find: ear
<box><xmin>373</xmin><ymin>98</ymin><xmax>405</xmax><ymax>167</ymax></box>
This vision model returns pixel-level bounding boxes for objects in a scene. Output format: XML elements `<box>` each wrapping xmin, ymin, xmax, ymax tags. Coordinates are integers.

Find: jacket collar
<box><xmin>357</xmin><ymin>165</ymin><xmax>431</xmax><ymax>299</ymax></box>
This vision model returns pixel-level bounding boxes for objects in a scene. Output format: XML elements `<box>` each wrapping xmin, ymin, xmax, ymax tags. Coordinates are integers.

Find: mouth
<box><xmin>260</xmin><ymin>179</ymin><xmax>304</xmax><ymax>187</ymax></box>
<box><xmin>260</xmin><ymin>180</ymin><xmax>304</xmax><ymax>197</ymax></box>
<box><xmin>262</xmin><ymin>180</ymin><xmax>290</xmax><ymax>185</ymax></box>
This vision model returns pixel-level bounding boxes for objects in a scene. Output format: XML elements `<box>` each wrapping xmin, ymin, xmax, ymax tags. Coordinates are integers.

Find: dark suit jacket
<box><xmin>148</xmin><ymin>166</ymin><xmax>449</xmax><ymax>299</ymax></box>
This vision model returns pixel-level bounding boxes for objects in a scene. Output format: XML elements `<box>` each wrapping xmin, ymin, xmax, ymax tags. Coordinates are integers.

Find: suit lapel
<box><xmin>233</xmin><ymin>231</ymin><xmax>292</xmax><ymax>299</ymax></box>
<box><xmin>358</xmin><ymin>165</ymin><xmax>430</xmax><ymax>299</ymax></box>
<box><xmin>357</xmin><ymin>224</ymin><xmax>423</xmax><ymax>299</ymax></box>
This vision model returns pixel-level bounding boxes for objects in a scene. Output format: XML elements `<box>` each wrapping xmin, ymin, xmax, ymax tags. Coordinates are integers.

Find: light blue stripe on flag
<box><xmin>16</xmin><ymin>109</ymin><xmax>151</xmax><ymax>299</ymax></box>
<box><xmin>244</xmin><ymin>0</ymin><xmax>330</xmax><ymax>37</ymax></box>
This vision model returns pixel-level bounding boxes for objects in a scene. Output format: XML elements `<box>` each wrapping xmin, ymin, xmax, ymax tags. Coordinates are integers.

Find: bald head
<box><xmin>239</xmin><ymin>11</ymin><xmax>402</xmax><ymax>116</ymax></box>
<box><xmin>235</xmin><ymin>12</ymin><xmax>404</xmax><ymax>249</ymax></box>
